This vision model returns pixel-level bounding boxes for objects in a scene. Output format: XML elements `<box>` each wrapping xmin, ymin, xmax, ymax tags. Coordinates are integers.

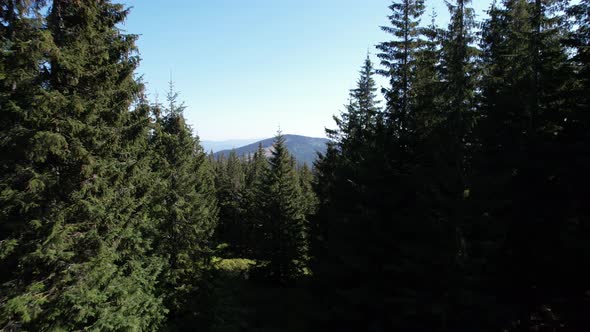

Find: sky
<box><xmin>121</xmin><ymin>0</ymin><xmax>492</xmax><ymax>141</ymax></box>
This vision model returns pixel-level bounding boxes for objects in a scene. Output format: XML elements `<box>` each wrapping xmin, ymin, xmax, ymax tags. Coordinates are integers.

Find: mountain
<box><xmin>201</xmin><ymin>138</ymin><xmax>262</xmax><ymax>153</ymax></box>
<box><xmin>214</xmin><ymin>135</ymin><xmax>330</xmax><ymax>166</ymax></box>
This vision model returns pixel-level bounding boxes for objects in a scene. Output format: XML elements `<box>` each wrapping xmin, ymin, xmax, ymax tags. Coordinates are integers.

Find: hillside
<box><xmin>214</xmin><ymin>135</ymin><xmax>329</xmax><ymax>166</ymax></box>
<box><xmin>201</xmin><ymin>138</ymin><xmax>262</xmax><ymax>153</ymax></box>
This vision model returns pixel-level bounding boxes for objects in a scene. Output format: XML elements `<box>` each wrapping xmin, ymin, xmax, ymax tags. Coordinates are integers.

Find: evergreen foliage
<box><xmin>311</xmin><ymin>55</ymin><xmax>390</xmax><ymax>330</ymax></box>
<box><xmin>0</xmin><ymin>1</ymin><xmax>165</xmax><ymax>329</ymax></box>
<box><xmin>214</xmin><ymin>150</ymin><xmax>246</xmax><ymax>255</ymax></box>
<box><xmin>149</xmin><ymin>82</ymin><xmax>218</xmax><ymax>326</ymax></box>
<box><xmin>377</xmin><ymin>0</ymin><xmax>425</xmax><ymax>135</ymax></box>
<box><xmin>254</xmin><ymin>132</ymin><xmax>307</xmax><ymax>284</ymax></box>
<box><xmin>298</xmin><ymin>163</ymin><xmax>318</xmax><ymax>217</ymax></box>
<box><xmin>241</xmin><ymin>144</ymin><xmax>269</xmax><ymax>258</ymax></box>
<box><xmin>312</xmin><ymin>0</ymin><xmax>590</xmax><ymax>331</ymax></box>
<box><xmin>2</xmin><ymin>0</ymin><xmax>590</xmax><ymax>331</ymax></box>
<box><xmin>470</xmin><ymin>0</ymin><xmax>588</xmax><ymax>329</ymax></box>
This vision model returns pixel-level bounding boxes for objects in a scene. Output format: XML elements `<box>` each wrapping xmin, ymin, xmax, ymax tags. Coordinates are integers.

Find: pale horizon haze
<box><xmin>121</xmin><ymin>0</ymin><xmax>492</xmax><ymax>141</ymax></box>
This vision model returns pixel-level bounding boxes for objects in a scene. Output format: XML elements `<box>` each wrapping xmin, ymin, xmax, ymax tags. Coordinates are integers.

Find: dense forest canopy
<box><xmin>1</xmin><ymin>0</ymin><xmax>589</xmax><ymax>331</ymax></box>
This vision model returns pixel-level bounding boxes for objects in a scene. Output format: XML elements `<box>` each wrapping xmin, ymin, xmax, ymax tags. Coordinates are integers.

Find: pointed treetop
<box><xmin>166</xmin><ymin>80</ymin><xmax>186</xmax><ymax>115</ymax></box>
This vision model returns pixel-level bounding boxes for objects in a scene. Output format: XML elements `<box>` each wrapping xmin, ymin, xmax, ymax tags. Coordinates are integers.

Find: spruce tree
<box><xmin>0</xmin><ymin>0</ymin><xmax>50</xmax><ymax>283</ymax></box>
<box><xmin>298</xmin><ymin>163</ymin><xmax>317</xmax><ymax>217</ymax></box>
<box><xmin>215</xmin><ymin>150</ymin><xmax>246</xmax><ymax>254</ymax></box>
<box><xmin>474</xmin><ymin>0</ymin><xmax>581</xmax><ymax>330</ymax></box>
<box><xmin>311</xmin><ymin>56</ymin><xmax>390</xmax><ymax>330</ymax></box>
<box><xmin>432</xmin><ymin>1</ymin><xmax>480</xmax><ymax>329</ymax></box>
<box><xmin>413</xmin><ymin>10</ymin><xmax>443</xmax><ymax>137</ymax></box>
<box><xmin>1</xmin><ymin>1</ymin><xmax>165</xmax><ymax>330</ymax></box>
<box><xmin>149</xmin><ymin>82</ymin><xmax>218</xmax><ymax>325</ymax></box>
<box><xmin>255</xmin><ymin>132</ymin><xmax>306</xmax><ymax>283</ymax></box>
<box><xmin>241</xmin><ymin>143</ymin><xmax>269</xmax><ymax>258</ymax></box>
<box><xmin>439</xmin><ymin>0</ymin><xmax>479</xmax><ymax>181</ymax></box>
<box><xmin>380</xmin><ymin>2</ymin><xmax>459</xmax><ymax>327</ymax></box>
<box><xmin>568</xmin><ymin>0</ymin><xmax>590</xmax><ymax>109</ymax></box>
<box><xmin>560</xmin><ymin>1</ymin><xmax>590</xmax><ymax>328</ymax></box>
<box><xmin>245</xmin><ymin>144</ymin><xmax>268</xmax><ymax>189</ymax></box>
<box><xmin>314</xmin><ymin>5</ymin><xmax>466</xmax><ymax>328</ymax></box>
<box><xmin>377</xmin><ymin>0</ymin><xmax>425</xmax><ymax>138</ymax></box>
<box><xmin>328</xmin><ymin>54</ymin><xmax>381</xmax><ymax>156</ymax></box>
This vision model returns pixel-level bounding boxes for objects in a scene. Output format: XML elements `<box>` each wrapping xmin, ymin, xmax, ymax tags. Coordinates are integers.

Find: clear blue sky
<box><xmin>121</xmin><ymin>0</ymin><xmax>492</xmax><ymax>141</ymax></box>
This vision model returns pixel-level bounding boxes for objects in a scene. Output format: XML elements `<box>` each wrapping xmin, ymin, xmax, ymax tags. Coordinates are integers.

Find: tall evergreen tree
<box><xmin>1</xmin><ymin>1</ymin><xmax>165</xmax><ymax>330</ymax></box>
<box><xmin>474</xmin><ymin>0</ymin><xmax>583</xmax><ymax>330</ymax></box>
<box><xmin>314</xmin><ymin>3</ymin><xmax>469</xmax><ymax>328</ymax></box>
<box><xmin>311</xmin><ymin>56</ymin><xmax>392</xmax><ymax>330</ymax></box>
<box><xmin>298</xmin><ymin>163</ymin><xmax>318</xmax><ymax>217</ymax></box>
<box><xmin>328</xmin><ymin>55</ymin><xmax>382</xmax><ymax>155</ymax></box>
<box><xmin>0</xmin><ymin>0</ymin><xmax>50</xmax><ymax>282</ymax></box>
<box><xmin>215</xmin><ymin>150</ymin><xmax>246</xmax><ymax>254</ymax></box>
<box><xmin>241</xmin><ymin>144</ymin><xmax>269</xmax><ymax>258</ymax></box>
<box><xmin>439</xmin><ymin>0</ymin><xmax>479</xmax><ymax>185</ymax></box>
<box><xmin>149</xmin><ymin>82</ymin><xmax>218</xmax><ymax>325</ymax></box>
<box><xmin>377</xmin><ymin>0</ymin><xmax>425</xmax><ymax>137</ymax></box>
<box><xmin>255</xmin><ymin>132</ymin><xmax>306</xmax><ymax>283</ymax></box>
<box><xmin>413</xmin><ymin>10</ymin><xmax>443</xmax><ymax>137</ymax></box>
<box><xmin>559</xmin><ymin>1</ymin><xmax>590</xmax><ymax>329</ymax></box>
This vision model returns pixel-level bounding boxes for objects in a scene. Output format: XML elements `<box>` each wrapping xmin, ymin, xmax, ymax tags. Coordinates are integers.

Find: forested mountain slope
<box><xmin>214</xmin><ymin>134</ymin><xmax>329</xmax><ymax>165</ymax></box>
<box><xmin>2</xmin><ymin>0</ymin><xmax>589</xmax><ymax>331</ymax></box>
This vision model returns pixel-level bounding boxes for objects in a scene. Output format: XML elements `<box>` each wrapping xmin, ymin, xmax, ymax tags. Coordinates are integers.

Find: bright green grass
<box><xmin>212</xmin><ymin>257</ymin><xmax>256</xmax><ymax>274</ymax></box>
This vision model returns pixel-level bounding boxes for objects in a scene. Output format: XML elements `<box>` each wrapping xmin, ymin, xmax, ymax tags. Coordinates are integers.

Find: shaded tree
<box><xmin>255</xmin><ymin>132</ymin><xmax>306</xmax><ymax>284</ymax></box>
<box><xmin>0</xmin><ymin>1</ymin><xmax>165</xmax><ymax>330</ymax></box>
<box><xmin>149</xmin><ymin>82</ymin><xmax>218</xmax><ymax>326</ymax></box>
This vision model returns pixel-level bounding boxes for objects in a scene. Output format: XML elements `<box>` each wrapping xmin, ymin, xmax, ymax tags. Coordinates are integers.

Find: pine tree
<box><xmin>1</xmin><ymin>1</ymin><xmax>165</xmax><ymax>330</ymax></box>
<box><xmin>376</xmin><ymin>0</ymin><xmax>425</xmax><ymax>136</ymax></box>
<box><xmin>439</xmin><ymin>0</ymin><xmax>479</xmax><ymax>180</ymax></box>
<box><xmin>0</xmin><ymin>0</ymin><xmax>50</xmax><ymax>284</ymax></box>
<box><xmin>215</xmin><ymin>150</ymin><xmax>246</xmax><ymax>254</ymax></box>
<box><xmin>473</xmin><ymin>0</ymin><xmax>582</xmax><ymax>330</ymax></box>
<box><xmin>568</xmin><ymin>0</ymin><xmax>590</xmax><ymax>109</ymax></box>
<box><xmin>423</xmin><ymin>2</ymin><xmax>480</xmax><ymax>325</ymax></box>
<box><xmin>298</xmin><ymin>163</ymin><xmax>317</xmax><ymax>217</ymax></box>
<box><xmin>311</xmin><ymin>56</ymin><xmax>390</xmax><ymax>330</ymax></box>
<box><xmin>241</xmin><ymin>144</ymin><xmax>269</xmax><ymax>258</ymax></box>
<box><xmin>149</xmin><ymin>82</ymin><xmax>218</xmax><ymax>325</ymax></box>
<box><xmin>448</xmin><ymin>2</ymin><xmax>514</xmax><ymax>329</ymax></box>
<box><xmin>351</xmin><ymin>55</ymin><xmax>381</xmax><ymax>141</ymax></box>
<box><xmin>328</xmin><ymin>55</ymin><xmax>381</xmax><ymax>157</ymax></box>
<box><xmin>559</xmin><ymin>1</ymin><xmax>590</xmax><ymax>329</ymax></box>
<box><xmin>0</xmin><ymin>2</ymin><xmax>58</xmax><ymax>329</ymax></box>
<box><xmin>313</xmin><ymin>3</ymin><xmax>471</xmax><ymax>328</ymax></box>
<box><xmin>413</xmin><ymin>10</ymin><xmax>443</xmax><ymax>137</ymax></box>
<box><xmin>245</xmin><ymin>144</ymin><xmax>268</xmax><ymax>189</ymax></box>
<box><xmin>255</xmin><ymin>132</ymin><xmax>306</xmax><ymax>283</ymax></box>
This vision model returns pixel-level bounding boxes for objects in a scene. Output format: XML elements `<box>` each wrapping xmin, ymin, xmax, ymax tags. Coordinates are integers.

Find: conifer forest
<box><xmin>1</xmin><ymin>0</ymin><xmax>590</xmax><ymax>331</ymax></box>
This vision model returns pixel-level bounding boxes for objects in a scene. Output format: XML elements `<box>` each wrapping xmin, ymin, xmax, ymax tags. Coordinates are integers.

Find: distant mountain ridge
<box><xmin>214</xmin><ymin>135</ymin><xmax>329</xmax><ymax>166</ymax></box>
<box><xmin>201</xmin><ymin>138</ymin><xmax>262</xmax><ymax>153</ymax></box>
